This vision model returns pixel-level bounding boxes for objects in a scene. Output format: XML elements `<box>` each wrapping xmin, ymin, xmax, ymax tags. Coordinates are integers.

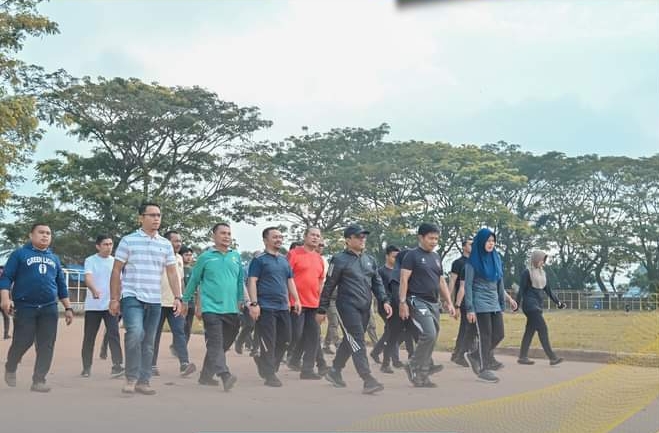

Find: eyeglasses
<box><xmin>142</xmin><ymin>213</ymin><xmax>161</xmax><ymax>218</ymax></box>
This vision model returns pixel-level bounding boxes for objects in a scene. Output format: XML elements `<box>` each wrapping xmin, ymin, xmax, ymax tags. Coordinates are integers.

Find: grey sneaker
<box><xmin>362</xmin><ymin>376</ymin><xmax>384</xmax><ymax>394</ymax></box>
<box><xmin>111</xmin><ymin>364</ymin><xmax>125</xmax><ymax>378</ymax></box>
<box><xmin>221</xmin><ymin>373</ymin><xmax>237</xmax><ymax>392</ymax></box>
<box><xmin>517</xmin><ymin>357</ymin><xmax>535</xmax><ymax>365</ymax></box>
<box><xmin>5</xmin><ymin>370</ymin><xmax>16</xmax><ymax>387</ymax></box>
<box><xmin>477</xmin><ymin>370</ymin><xmax>500</xmax><ymax>383</ymax></box>
<box><xmin>30</xmin><ymin>382</ymin><xmax>51</xmax><ymax>393</ymax></box>
<box><xmin>550</xmin><ymin>357</ymin><xmax>564</xmax><ymax>366</ymax></box>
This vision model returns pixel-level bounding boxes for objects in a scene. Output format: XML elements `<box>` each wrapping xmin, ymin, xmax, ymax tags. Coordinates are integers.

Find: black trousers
<box><xmin>288</xmin><ymin>307</ymin><xmax>321</xmax><ymax>373</ymax></box>
<box><xmin>5</xmin><ymin>304</ymin><xmax>58</xmax><ymax>384</ymax></box>
<box><xmin>81</xmin><ymin>310</ymin><xmax>123</xmax><ymax>370</ymax></box>
<box><xmin>519</xmin><ymin>310</ymin><xmax>556</xmax><ymax>359</ymax></box>
<box><xmin>235</xmin><ymin>306</ymin><xmax>256</xmax><ymax>350</ymax></box>
<box><xmin>184</xmin><ymin>302</ymin><xmax>196</xmax><ymax>343</ymax></box>
<box><xmin>466</xmin><ymin>311</ymin><xmax>504</xmax><ymax>372</ymax></box>
<box><xmin>255</xmin><ymin>309</ymin><xmax>291</xmax><ymax>377</ymax></box>
<box><xmin>452</xmin><ymin>304</ymin><xmax>476</xmax><ymax>358</ymax></box>
<box><xmin>1</xmin><ymin>308</ymin><xmax>10</xmax><ymax>338</ymax></box>
<box><xmin>200</xmin><ymin>313</ymin><xmax>240</xmax><ymax>379</ymax></box>
<box><xmin>333</xmin><ymin>302</ymin><xmax>372</xmax><ymax>380</ymax></box>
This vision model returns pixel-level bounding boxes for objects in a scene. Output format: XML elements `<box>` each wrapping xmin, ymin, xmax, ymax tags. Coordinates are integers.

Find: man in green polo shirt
<box><xmin>181</xmin><ymin>222</ymin><xmax>243</xmax><ymax>391</ymax></box>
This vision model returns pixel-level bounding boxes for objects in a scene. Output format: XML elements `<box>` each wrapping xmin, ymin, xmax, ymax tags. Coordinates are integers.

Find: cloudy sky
<box><xmin>16</xmin><ymin>0</ymin><xmax>659</xmax><ymax>251</ymax></box>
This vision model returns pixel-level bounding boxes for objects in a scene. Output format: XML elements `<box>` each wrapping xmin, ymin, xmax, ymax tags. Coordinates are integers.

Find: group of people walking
<box><xmin>0</xmin><ymin>202</ymin><xmax>566</xmax><ymax>394</ymax></box>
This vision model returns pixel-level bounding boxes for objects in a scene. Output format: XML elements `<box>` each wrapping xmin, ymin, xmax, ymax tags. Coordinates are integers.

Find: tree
<box><xmin>0</xmin><ymin>0</ymin><xmax>59</xmax><ymax>210</ymax></box>
<box><xmin>19</xmin><ymin>76</ymin><xmax>271</xmax><ymax>254</ymax></box>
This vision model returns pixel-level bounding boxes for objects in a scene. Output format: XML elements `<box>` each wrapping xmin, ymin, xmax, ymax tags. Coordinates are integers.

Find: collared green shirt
<box><xmin>183</xmin><ymin>247</ymin><xmax>244</xmax><ymax>314</ymax></box>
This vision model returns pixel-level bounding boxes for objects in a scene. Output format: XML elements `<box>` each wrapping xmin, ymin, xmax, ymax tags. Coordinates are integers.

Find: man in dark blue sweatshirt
<box><xmin>0</xmin><ymin>223</ymin><xmax>74</xmax><ymax>392</ymax></box>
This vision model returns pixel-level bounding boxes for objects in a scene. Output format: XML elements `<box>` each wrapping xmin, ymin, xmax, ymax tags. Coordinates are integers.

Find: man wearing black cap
<box><xmin>399</xmin><ymin>223</ymin><xmax>456</xmax><ymax>387</ymax></box>
<box><xmin>316</xmin><ymin>224</ymin><xmax>392</xmax><ymax>395</ymax></box>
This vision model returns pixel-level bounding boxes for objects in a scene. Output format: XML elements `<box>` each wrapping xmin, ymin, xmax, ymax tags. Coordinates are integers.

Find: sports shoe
<box><xmin>452</xmin><ymin>356</ymin><xmax>469</xmax><ymax>368</ymax></box>
<box><xmin>392</xmin><ymin>360</ymin><xmax>404</xmax><ymax>369</ymax></box>
<box><xmin>81</xmin><ymin>369</ymin><xmax>91</xmax><ymax>378</ymax></box>
<box><xmin>122</xmin><ymin>380</ymin><xmax>136</xmax><ymax>394</ymax></box>
<box><xmin>477</xmin><ymin>370</ymin><xmax>500</xmax><ymax>383</ymax></box>
<box><xmin>198</xmin><ymin>375</ymin><xmax>220</xmax><ymax>386</ymax></box>
<box><xmin>362</xmin><ymin>376</ymin><xmax>384</xmax><ymax>394</ymax></box>
<box><xmin>111</xmin><ymin>364</ymin><xmax>125</xmax><ymax>378</ymax></box>
<box><xmin>488</xmin><ymin>359</ymin><xmax>504</xmax><ymax>371</ymax></box>
<box><xmin>317</xmin><ymin>365</ymin><xmax>330</xmax><ymax>376</ymax></box>
<box><xmin>221</xmin><ymin>373</ymin><xmax>237</xmax><ymax>391</ymax></box>
<box><xmin>404</xmin><ymin>363</ymin><xmax>416</xmax><ymax>384</ymax></box>
<box><xmin>550</xmin><ymin>357</ymin><xmax>564</xmax><ymax>366</ymax></box>
<box><xmin>264</xmin><ymin>375</ymin><xmax>282</xmax><ymax>387</ymax></box>
<box><xmin>254</xmin><ymin>356</ymin><xmax>266</xmax><ymax>379</ymax></box>
<box><xmin>325</xmin><ymin>367</ymin><xmax>347</xmax><ymax>388</ymax></box>
<box><xmin>300</xmin><ymin>371</ymin><xmax>322</xmax><ymax>380</ymax></box>
<box><xmin>428</xmin><ymin>364</ymin><xmax>444</xmax><ymax>375</ymax></box>
<box><xmin>30</xmin><ymin>382</ymin><xmax>51</xmax><ymax>393</ymax></box>
<box><xmin>151</xmin><ymin>366</ymin><xmax>160</xmax><ymax>377</ymax></box>
<box><xmin>380</xmin><ymin>364</ymin><xmax>395</xmax><ymax>374</ymax></box>
<box><xmin>414</xmin><ymin>377</ymin><xmax>438</xmax><ymax>388</ymax></box>
<box><xmin>135</xmin><ymin>382</ymin><xmax>157</xmax><ymax>395</ymax></box>
<box><xmin>517</xmin><ymin>357</ymin><xmax>535</xmax><ymax>365</ymax></box>
<box><xmin>4</xmin><ymin>370</ymin><xmax>16</xmax><ymax>387</ymax></box>
<box><xmin>180</xmin><ymin>362</ymin><xmax>197</xmax><ymax>377</ymax></box>
<box><xmin>369</xmin><ymin>350</ymin><xmax>381</xmax><ymax>364</ymax></box>
<box><xmin>464</xmin><ymin>352</ymin><xmax>481</xmax><ymax>376</ymax></box>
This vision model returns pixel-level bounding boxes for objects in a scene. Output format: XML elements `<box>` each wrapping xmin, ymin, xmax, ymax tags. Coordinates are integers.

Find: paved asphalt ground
<box><xmin>0</xmin><ymin>319</ymin><xmax>656</xmax><ymax>433</ymax></box>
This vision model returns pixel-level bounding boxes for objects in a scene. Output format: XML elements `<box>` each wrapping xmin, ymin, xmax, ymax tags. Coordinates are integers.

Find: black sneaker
<box><xmin>414</xmin><ymin>377</ymin><xmax>438</xmax><ymax>388</ymax></box>
<box><xmin>488</xmin><ymin>360</ymin><xmax>504</xmax><ymax>371</ymax></box>
<box><xmin>325</xmin><ymin>368</ymin><xmax>347</xmax><ymax>388</ymax></box>
<box><xmin>452</xmin><ymin>356</ymin><xmax>469</xmax><ymax>367</ymax></box>
<box><xmin>550</xmin><ymin>357</ymin><xmax>564</xmax><ymax>366</ymax></box>
<box><xmin>300</xmin><ymin>371</ymin><xmax>322</xmax><ymax>380</ymax></box>
<box><xmin>369</xmin><ymin>350</ymin><xmax>381</xmax><ymax>364</ymax></box>
<box><xmin>111</xmin><ymin>365</ymin><xmax>125</xmax><ymax>378</ymax></box>
<box><xmin>198</xmin><ymin>375</ymin><xmax>220</xmax><ymax>386</ymax></box>
<box><xmin>221</xmin><ymin>373</ymin><xmax>237</xmax><ymax>391</ymax></box>
<box><xmin>362</xmin><ymin>377</ymin><xmax>384</xmax><ymax>394</ymax></box>
<box><xmin>517</xmin><ymin>357</ymin><xmax>535</xmax><ymax>365</ymax></box>
<box><xmin>180</xmin><ymin>362</ymin><xmax>197</xmax><ymax>377</ymax></box>
<box><xmin>81</xmin><ymin>369</ymin><xmax>91</xmax><ymax>378</ymax></box>
<box><xmin>264</xmin><ymin>375</ymin><xmax>282</xmax><ymax>387</ymax></box>
<box><xmin>404</xmin><ymin>363</ymin><xmax>417</xmax><ymax>384</ymax></box>
<box><xmin>428</xmin><ymin>364</ymin><xmax>444</xmax><ymax>375</ymax></box>
<box><xmin>392</xmin><ymin>360</ymin><xmax>404</xmax><ymax>369</ymax></box>
<box><xmin>464</xmin><ymin>352</ymin><xmax>481</xmax><ymax>377</ymax></box>
<box><xmin>477</xmin><ymin>370</ymin><xmax>500</xmax><ymax>383</ymax></box>
<box><xmin>317</xmin><ymin>365</ymin><xmax>330</xmax><ymax>376</ymax></box>
<box><xmin>380</xmin><ymin>365</ymin><xmax>394</xmax><ymax>374</ymax></box>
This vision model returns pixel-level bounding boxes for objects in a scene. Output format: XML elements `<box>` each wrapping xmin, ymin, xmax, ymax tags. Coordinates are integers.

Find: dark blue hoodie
<box><xmin>0</xmin><ymin>243</ymin><xmax>69</xmax><ymax>309</ymax></box>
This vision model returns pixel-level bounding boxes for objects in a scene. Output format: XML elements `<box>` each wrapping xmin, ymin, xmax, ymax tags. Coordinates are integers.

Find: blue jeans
<box><xmin>152</xmin><ymin>306</ymin><xmax>189</xmax><ymax>367</ymax></box>
<box><xmin>121</xmin><ymin>296</ymin><xmax>161</xmax><ymax>383</ymax></box>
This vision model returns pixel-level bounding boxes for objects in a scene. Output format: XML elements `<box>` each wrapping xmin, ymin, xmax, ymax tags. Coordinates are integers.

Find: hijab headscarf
<box><xmin>528</xmin><ymin>250</ymin><xmax>547</xmax><ymax>289</ymax></box>
<box><xmin>468</xmin><ymin>227</ymin><xmax>503</xmax><ymax>282</ymax></box>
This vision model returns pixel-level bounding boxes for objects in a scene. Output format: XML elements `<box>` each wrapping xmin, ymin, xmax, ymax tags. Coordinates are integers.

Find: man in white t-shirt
<box><xmin>81</xmin><ymin>235</ymin><xmax>124</xmax><ymax>378</ymax></box>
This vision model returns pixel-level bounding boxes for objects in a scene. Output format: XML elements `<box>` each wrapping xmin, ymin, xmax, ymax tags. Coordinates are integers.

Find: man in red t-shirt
<box><xmin>286</xmin><ymin>227</ymin><xmax>325</xmax><ymax>379</ymax></box>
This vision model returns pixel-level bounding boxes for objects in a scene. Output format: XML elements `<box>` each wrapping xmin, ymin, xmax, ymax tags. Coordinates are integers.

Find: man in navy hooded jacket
<box><xmin>0</xmin><ymin>223</ymin><xmax>74</xmax><ymax>392</ymax></box>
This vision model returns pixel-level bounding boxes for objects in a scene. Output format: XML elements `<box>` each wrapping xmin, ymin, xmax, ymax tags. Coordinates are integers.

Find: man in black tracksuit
<box><xmin>316</xmin><ymin>224</ymin><xmax>392</xmax><ymax>395</ymax></box>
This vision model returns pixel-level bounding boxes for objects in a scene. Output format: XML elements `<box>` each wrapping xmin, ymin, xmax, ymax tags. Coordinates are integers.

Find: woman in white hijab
<box><xmin>515</xmin><ymin>250</ymin><xmax>566</xmax><ymax>366</ymax></box>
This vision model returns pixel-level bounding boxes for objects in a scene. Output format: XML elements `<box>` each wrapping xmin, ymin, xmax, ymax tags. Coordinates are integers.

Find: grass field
<box><xmin>188</xmin><ymin>310</ymin><xmax>659</xmax><ymax>355</ymax></box>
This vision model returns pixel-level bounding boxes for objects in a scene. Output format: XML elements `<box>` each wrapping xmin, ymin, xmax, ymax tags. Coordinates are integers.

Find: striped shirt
<box><xmin>115</xmin><ymin>229</ymin><xmax>177</xmax><ymax>304</ymax></box>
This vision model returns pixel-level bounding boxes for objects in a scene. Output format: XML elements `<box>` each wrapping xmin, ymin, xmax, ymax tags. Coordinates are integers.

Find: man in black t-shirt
<box><xmin>370</xmin><ymin>245</ymin><xmax>400</xmax><ymax>372</ymax></box>
<box><xmin>399</xmin><ymin>223</ymin><xmax>456</xmax><ymax>387</ymax></box>
<box><xmin>449</xmin><ymin>237</ymin><xmax>472</xmax><ymax>366</ymax></box>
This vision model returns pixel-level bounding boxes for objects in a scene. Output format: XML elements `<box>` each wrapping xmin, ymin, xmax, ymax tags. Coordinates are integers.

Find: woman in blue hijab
<box><xmin>462</xmin><ymin>227</ymin><xmax>514</xmax><ymax>384</ymax></box>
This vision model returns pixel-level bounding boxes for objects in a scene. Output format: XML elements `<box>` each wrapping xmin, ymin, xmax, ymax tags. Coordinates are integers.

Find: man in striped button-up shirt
<box><xmin>110</xmin><ymin>202</ymin><xmax>183</xmax><ymax>395</ymax></box>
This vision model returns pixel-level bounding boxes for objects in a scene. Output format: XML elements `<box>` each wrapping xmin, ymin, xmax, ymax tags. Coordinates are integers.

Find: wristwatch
<box><xmin>65</xmin><ymin>307</ymin><xmax>73</xmax><ymax>312</ymax></box>
<box><xmin>248</xmin><ymin>301</ymin><xmax>259</xmax><ymax>307</ymax></box>
<box><xmin>174</xmin><ymin>296</ymin><xmax>183</xmax><ymax>302</ymax></box>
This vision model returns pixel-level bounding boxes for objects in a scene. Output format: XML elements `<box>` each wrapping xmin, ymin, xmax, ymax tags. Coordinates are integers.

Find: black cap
<box><xmin>343</xmin><ymin>224</ymin><xmax>370</xmax><ymax>238</ymax></box>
